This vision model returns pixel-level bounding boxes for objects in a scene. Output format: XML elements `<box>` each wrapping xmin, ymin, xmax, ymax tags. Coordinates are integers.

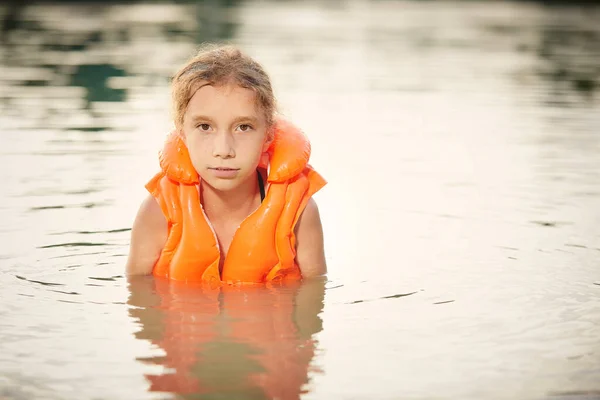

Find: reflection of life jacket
<box><xmin>145</xmin><ymin>118</ymin><xmax>326</xmax><ymax>285</ymax></box>
<box><xmin>128</xmin><ymin>277</ymin><xmax>325</xmax><ymax>397</ymax></box>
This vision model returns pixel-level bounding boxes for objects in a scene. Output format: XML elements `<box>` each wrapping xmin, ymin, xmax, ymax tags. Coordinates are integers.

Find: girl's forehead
<box><xmin>193</xmin><ymin>82</ymin><xmax>255</xmax><ymax>102</ymax></box>
<box><xmin>187</xmin><ymin>83</ymin><xmax>262</xmax><ymax>116</ymax></box>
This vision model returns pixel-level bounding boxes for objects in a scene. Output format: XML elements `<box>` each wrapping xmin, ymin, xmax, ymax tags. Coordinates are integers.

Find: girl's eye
<box><xmin>198</xmin><ymin>123</ymin><xmax>210</xmax><ymax>131</ymax></box>
<box><xmin>238</xmin><ymin>124</ymin><xmax>252</xmax><ymax>132</ymax></box>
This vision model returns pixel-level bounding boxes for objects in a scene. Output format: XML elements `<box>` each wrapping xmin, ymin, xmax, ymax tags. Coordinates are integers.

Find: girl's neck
<box><xmin>200</xmin><ymin>172</ymin><xmax>261</xmax><ymax>223</ymax></box>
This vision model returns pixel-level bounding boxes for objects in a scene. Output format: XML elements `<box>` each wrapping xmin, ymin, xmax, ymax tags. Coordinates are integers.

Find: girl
<box><xmin>125</xmin><ymin>44</ymin><xmax>327</xmax><ymax>284</ymax></box>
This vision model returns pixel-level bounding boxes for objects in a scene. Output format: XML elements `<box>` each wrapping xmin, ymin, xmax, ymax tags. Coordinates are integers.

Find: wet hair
<box><xmin>171</xmin><ymin>43</ymin><xmax>277</xmax><ymax>129</ymax></box>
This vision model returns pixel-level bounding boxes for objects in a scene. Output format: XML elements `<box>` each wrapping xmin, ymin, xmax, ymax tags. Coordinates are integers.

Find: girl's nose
<box><xmin>212</xmin><ymin>131</ymin><xmax>235</xmax><ymax>159</ymax></box>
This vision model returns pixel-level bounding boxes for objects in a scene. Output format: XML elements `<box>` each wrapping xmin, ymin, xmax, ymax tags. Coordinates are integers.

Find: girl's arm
<box><xmin>125</xmin><ymin>195</ymin><xmax>168</xmax><ymax>275</ymax></box>
<box><xmin>294</xmin><ymin>198</ymin><xmax>327</xmax><ymax>279</ymax></box>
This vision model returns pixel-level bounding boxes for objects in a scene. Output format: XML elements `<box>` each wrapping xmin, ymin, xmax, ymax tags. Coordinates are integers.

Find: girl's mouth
<box><xmin>209</xmin><ymin>167</ymin><xmax>240</xmax><ymax>179</ymax></box>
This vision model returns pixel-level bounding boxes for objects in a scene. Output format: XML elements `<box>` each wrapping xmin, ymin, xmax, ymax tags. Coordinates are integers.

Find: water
<box><xmin>1</xmin><ymin>1</ymin><xmax>599</xmax><ymax>399</ymax></box>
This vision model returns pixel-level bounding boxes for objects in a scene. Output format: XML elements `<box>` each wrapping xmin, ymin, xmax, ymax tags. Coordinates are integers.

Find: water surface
<box><xmin>1</xmin><ymin>1</ymin><xmax>599</xmax><ymax>399</ymax></box>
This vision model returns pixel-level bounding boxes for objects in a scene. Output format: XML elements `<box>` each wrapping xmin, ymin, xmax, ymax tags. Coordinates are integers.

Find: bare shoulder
<box><xmin>294</xmin><ymin>198</ymin><xmax>327</xmax><ymax>279</ymax></box>
<box><xmin>125</xmin><ymin>194</ymin><xmax>168</xmax><ymax>276</ymax></box>
<box><xmin>136</xmin><ymin>194</ymin><xmax>166</xmax><ymax>225</ymax></box>
<box><xmin>300</xmin><ymin>197</ymin><xmax>320</xmax><ymax>222</ymax></box>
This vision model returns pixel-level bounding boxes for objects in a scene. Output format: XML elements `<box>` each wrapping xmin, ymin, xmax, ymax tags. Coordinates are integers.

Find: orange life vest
<box><xmin>145</xmin><ymin>118</ymin><xmax>326</xmax><ymax>285</ymax></box>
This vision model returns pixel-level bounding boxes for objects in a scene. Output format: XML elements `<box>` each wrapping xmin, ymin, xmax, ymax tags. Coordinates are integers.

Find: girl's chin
<box><xmin>201</xmin><ymin>178</ymin><xmax>238</xmax><ymax>192</ymax></box>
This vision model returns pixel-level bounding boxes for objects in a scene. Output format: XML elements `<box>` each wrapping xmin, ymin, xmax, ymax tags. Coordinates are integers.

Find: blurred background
<box><xmin>0</xmin><ymin>0</ymin><xmax>599</xmax><ymax>399</ymax></box>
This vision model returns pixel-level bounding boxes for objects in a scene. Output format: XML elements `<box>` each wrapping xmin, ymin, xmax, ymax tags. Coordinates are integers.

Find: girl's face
<box><xmin>181</xmin><ymin>83</ymin><xmax>272</xmax><ymax>193</ymax></box>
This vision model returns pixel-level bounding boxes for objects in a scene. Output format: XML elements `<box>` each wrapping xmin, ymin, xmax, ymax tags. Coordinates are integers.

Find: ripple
<box><xmin>325</xmin><ymin>284</ymin><xmax>344</xmax><ymax>290</ymax></box>
<box><xmin>49</xmin><ymin>228</ymin><xmax>130</xmax><ymax>236</ymax></box>
<box><xmin>433</xmin><ymin>300</ymin><xmax>455</xmax><ymax>305</ymax></box>
<box><xmin>48</xmin><ymin>251</ymin><xmax>104</xmax><ymax>259</ymax></box>
<box><xmin>38</xmin><ymin>242</ymin><xmax>110</xmax><ymax>249</ymax></box>
<box><xmin>28</xmin><ymin>205</ymin><xmax>65</xmax><ymax>210</ymax></box>
<box><xmin>15</xmin><ymin>275</ymin><xmax>64</xmax><ymax>287</ymax></box>
<box><xmin>531</xmin><ymin>220</ymin><xmax>574</xmax><ymax>227</ymax></box>
<box><xmin>381</xmin><ymin>292</ymin><xmax>419</xmax><ymax>300</ymax></box>
<box><xmin>56</xmin><ymin>300</ymin><xmax>83</xmax><ymax>304</ymax></box>
<box><xmin>88</xmin><ymin>275</ymin><xmax>123</xmax><ymax>281</ymax></box>
<box><xmin>346</xmin><ymin>291</ymin><xmax>419</xmax><ymax>305</ymax></box>
<box><xmin>15</xmin><ymin>187</ymin><xmax>103</xmax><ymax>197</ymax></box>
<box><xmin>49</xmin><ymin>290</ymin><xmax>80</xmax><ymax>296</ymax></box>
<box><xmin>29</xmin><ymin>202</ymin><xmax>111</xmax><ymax>212</ymax></box>
<box><xmin>565</xmin><ymin>243</ymin><xmax>588</xmax><ymax>249</ymax></box>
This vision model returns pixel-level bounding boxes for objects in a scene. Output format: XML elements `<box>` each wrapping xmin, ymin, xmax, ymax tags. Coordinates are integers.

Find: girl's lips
<box><xmin>209</xmin><ymin>167</ymin><xmax>240</xmax><ymax>178</ymax></box>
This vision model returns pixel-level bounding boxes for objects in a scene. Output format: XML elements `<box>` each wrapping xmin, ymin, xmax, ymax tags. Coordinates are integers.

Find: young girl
<box><xmin>126</xmin><ymin>44</ymin><xmax>327</xmax><ymax>284</ymax></box>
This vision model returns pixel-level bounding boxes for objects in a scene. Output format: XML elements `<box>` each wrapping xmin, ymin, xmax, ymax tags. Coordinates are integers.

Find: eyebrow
<box><xmin>231</xmin><ymin>116</ymin><xmax>259</xmax><ymax>125</ymax></box>
<box><xmin>189</xmin><ymin>115</ymin><xmax>214</xmax><ymax>123</ymax></box>
<box><xmin>188</xmin><ymin>115</ymin><xmax>260</xmax><ymax>125</ymax></box>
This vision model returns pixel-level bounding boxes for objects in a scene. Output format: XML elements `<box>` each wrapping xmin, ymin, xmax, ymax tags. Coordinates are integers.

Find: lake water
<box><xmin>1</xmin><ymin>1</ymin><xmax>599</xmax><ymax>399</ymax></box>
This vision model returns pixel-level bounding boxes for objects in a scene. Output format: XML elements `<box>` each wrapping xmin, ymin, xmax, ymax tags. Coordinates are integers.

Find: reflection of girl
<box><xmin>125</xmin><ymin>44</ymin><xmax>327</xmax><ymax>284</ymax></box>
<box><xmin>127</xmin><ymin>276</ymin><xmax>326</xmax><ymax>399</ymax></box>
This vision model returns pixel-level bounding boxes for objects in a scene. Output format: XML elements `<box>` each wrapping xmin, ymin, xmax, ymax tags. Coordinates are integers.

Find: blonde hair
<box><xmin>171</xmin><ymin>44</ymin><xmax>277</xmax><ymax>129</ymax></box>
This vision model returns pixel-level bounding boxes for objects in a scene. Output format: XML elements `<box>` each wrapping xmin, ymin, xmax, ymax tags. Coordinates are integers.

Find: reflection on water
<box><xmin>535</xmin><ymin>7</ymin><xmax>599</xmax><ymax>101</ymax></box>
<box><xmin>0</xmin><ymin>1</ymin><xmax>599</xmax><ymax>399</ymax></box>
<box><xmin>128</xmin><ymin>278</ymin><xmax>325</xmax><ymax>399</ymax></box>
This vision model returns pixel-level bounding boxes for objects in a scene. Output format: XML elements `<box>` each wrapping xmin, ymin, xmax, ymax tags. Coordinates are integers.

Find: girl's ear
<box><xmin>262</xmin><ymin>125</ymin><xmax>275</xmax><ymax>152</ymax></box>
<box><xmin>177</xmin><ymin>126</ymin><xmax>187</xmax><ymax>145</ymax></box>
